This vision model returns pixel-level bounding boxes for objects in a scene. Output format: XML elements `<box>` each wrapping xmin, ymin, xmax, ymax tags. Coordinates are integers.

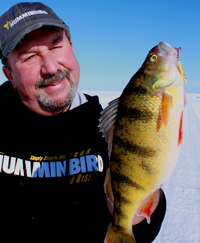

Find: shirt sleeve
<box><xmin>132</xmin><ymin>189</ymin><xmax>166</xmax><ymax>243</ymax></box>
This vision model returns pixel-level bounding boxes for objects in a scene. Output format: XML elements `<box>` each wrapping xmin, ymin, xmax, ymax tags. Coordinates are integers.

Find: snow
<box><xmin>83</xmin><ymin>91</ymin><xmax>200</xmax><ymax>243</ymax></box>
<box><xmin>154</xmin><ymin>93</ymin><xmax>200</xmax><ymax>243</ymax></box>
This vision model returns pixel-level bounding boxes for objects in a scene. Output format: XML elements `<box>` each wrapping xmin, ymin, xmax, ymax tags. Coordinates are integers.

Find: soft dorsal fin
<box><xmin>98</xmin><ymin>97</ymin><xmax>120</xmax><ymax>157</ymax></box>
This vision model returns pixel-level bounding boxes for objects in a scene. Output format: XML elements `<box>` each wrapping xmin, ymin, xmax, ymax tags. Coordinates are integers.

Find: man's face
<box><xmin>4</xmin><ymin>27</ymin><xmax>80</xmax><ymax>116</ymax></box>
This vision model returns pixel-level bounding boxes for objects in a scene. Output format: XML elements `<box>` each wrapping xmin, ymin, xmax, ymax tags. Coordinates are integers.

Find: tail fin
<box><xmin>104</xmin><ymin>223</ymin><xmax>136</xmax><ymax>243</ymax></box>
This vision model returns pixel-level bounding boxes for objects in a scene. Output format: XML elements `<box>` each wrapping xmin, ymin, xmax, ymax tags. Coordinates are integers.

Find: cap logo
<box><xmin>4</xmin><ymin>20</ymin><xmax>12</xmax><ymax>30</ymax></box>
<box><xmin>6</xmin><ymin>10</ymin><xmax>48</xmax><ymax>30</ymax></box>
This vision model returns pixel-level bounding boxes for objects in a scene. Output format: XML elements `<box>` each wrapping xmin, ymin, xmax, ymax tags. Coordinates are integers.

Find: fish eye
<box><xmin>150</xmin><ymin>54</ymin><xmax>157</xmax><ymax>62</ymax></box>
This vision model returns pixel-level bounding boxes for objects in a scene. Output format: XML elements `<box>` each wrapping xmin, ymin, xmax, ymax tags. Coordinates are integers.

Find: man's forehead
<box><xmin>26</xmin><ymin>26</ymin><xmax>63</xmax><ymax>38</ymax></box>
<box><xmin>13</xmin><ymin>26</ymin><xmax>64</xmax><ymax>53</ymax></box>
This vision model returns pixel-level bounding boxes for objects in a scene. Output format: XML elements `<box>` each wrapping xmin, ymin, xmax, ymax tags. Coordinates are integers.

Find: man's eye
<box><xmin>24</xmin><ymin>55</ymin><xmax>35</xmax><ymax>61</ymax></box>
<box><xmin>52</xmin><ymin>46</ymin><xmax>62</xmax><ymax>50</ymax></box>
<box><xmin>27</xmin><ymin>55</ymin><xmax>35</xmax><ymax>60</ymax></box>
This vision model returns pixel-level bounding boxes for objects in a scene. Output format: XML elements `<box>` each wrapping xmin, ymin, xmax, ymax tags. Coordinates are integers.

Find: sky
<box><xmin>0</xmin><ymin>0</ymin><xmax>199</xmax><ymax>93</ymax></box>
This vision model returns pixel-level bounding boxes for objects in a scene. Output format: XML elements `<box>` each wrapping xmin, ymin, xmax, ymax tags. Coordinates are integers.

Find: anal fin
<box><xmin>136</xmin><ymin>192</ymin><xmax>155</xmax><ymax>224</ymax></box>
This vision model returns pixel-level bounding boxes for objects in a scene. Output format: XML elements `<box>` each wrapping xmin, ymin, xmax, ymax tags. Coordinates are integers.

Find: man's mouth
<box><xmin>48</xmin><ymin>80</ymin><xmax>61</xmax><ymax>86</ymax></box>
<box><xmin>36</xmin><ymin>69</ymin><xmax>71</xmax><ymax>90</ymax></box>
<box><xmin>40</xmin><ymin>79</ymin><xmax>62</xmax><ymax>87</ymax></box>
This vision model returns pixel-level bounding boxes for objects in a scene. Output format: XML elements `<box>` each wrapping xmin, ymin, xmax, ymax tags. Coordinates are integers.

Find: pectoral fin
<box><xmin>162</xmin><ymin>92</ymin><xmax>173</xmax><ymax>126</ymax></box>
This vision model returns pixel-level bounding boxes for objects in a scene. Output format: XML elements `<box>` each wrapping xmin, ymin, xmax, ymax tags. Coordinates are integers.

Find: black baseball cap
<box><xmin>0</xmin><ymin>2</ymin><xmax>70</xmax><ymax>58</ymax></box>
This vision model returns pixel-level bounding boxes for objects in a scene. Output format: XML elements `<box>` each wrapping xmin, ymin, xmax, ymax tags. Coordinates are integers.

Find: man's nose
<box><xmin>41</xmin><ymin>52</ymin><xmax>60</xmax><ymax>77</ymax></box>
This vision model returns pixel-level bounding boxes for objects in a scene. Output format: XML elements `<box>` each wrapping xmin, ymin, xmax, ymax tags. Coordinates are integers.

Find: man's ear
<box><xmin>2</xmin><ymin>66</ymin><xmax>16</xmax><ymax>89</ymax></box>
<box><xmin>70</xmin><ymin>40</ymin><xmax>73</xmax><ymax>51</ymax></box>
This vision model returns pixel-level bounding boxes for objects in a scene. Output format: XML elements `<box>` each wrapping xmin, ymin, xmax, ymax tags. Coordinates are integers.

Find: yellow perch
<box><xmin>99</xmin><ymin>41</ymin><xmax>186</xmax><ymax>243</ymax></box>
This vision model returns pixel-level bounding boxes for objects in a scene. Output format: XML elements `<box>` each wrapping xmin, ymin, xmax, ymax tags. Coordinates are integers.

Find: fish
<box><xmin>99</xmin><ymin>41</ymin><xmax>187</xmax><ymax>243</ymax></box>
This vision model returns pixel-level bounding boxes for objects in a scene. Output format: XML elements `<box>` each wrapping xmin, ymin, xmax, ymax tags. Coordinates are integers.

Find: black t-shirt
<box><xmin>0</xmin><ymin>81</ymin><xmax>166</xmax><ymax>242</ymax></box>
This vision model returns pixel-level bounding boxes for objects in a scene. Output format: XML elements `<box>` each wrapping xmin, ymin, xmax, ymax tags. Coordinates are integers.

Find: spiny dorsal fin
<box><xmin>98</xmin><ymin>97</ymin><xmax>120</xmax><ymax>157</ymax></box>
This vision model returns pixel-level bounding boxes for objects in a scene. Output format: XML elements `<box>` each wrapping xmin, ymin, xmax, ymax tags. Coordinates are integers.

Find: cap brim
<box><xmin>3</xmin><ymin>21</ymin><xmax>69</xmax><ymax>57</ymax></box>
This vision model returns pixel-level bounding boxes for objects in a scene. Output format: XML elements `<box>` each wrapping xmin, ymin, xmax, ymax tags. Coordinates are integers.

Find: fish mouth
<box><xmin>159</xmin><ymin>42</ymin><xmax>177</xmax><ymax>56</ymax></box>
<box><xmin>151</xmin><ymin>42</ymin><xmax>178</xmax><ymax>93</ymax></box>
<box><xmin>159</xmin><ymin>42</ymin><xmax>187</xmax><ymax>85</ymax></box>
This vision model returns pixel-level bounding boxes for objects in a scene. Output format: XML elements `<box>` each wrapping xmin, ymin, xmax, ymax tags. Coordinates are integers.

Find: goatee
<box><xmin>35</xmin><ymin>69</ymin><xmax>77</xmax><ymax>112</ymax></box>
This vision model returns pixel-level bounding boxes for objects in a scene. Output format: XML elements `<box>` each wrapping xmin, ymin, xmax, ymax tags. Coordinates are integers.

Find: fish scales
<box><xmin>100</xmin><ymin>41</ymin><xmax>186</xmax><ymax>243</ymax></box>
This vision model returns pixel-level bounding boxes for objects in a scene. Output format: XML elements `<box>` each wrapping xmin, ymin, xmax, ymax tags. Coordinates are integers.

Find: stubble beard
<box><xmin>35</xmin><ymin>69</ymin><xmax>77</xmax><ymax>112</ymax></box>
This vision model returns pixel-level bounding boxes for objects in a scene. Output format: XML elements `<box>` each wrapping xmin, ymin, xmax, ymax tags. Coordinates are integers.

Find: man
<box><xmin>0</xmin><ymin>2</ymin><xmax>166</xmax><ymax>242</ymax></box>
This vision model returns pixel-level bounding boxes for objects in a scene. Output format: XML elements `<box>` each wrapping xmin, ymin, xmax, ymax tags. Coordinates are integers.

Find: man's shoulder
<box><xmin>0</xmin><ymin>81</ymin><xmax>15</xmax><ymax>98</ymax></box>
<box><xmin>0</xmin><ymin>81</ymin><xmax>21</xmax><ymax>115</ymax></box>
<box><xmin>84</xmin><ymin>93</ymin><xmax>103</xmax><ymax>112</ymax></box>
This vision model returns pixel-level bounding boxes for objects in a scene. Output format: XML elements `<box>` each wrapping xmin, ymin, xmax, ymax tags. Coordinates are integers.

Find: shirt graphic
<box><xmin>0</xmin><ymin>149</ymin><xmax>104</xmax><ymax>184</ymax></box>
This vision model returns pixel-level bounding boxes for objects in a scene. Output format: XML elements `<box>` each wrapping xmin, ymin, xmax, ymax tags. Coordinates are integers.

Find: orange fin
<box><xmin>162</xmin><ymin>92</ymin><xmax>173</xmax><ymax>126</ymax></box>
<box><xmin>137</xmin><ymin>192</ymin><xmax>155</xmax><ymax>224</ymax></box>
<box><xmin>178</xmin><ymin>111</ymin><xmax>184</xmax><ymax>147</ymax></box>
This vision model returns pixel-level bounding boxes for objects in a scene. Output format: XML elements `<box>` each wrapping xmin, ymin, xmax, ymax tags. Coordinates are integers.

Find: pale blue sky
<box><xmin>0</xmin><ymin>0</ymin><xmax>199</xmax><ymax>93</ymax></box>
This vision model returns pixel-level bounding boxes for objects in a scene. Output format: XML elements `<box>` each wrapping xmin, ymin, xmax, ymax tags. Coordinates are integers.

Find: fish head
<box><xmin>141</xmin><ymin>41</ymin><xmax>186</xmax><ymax>94</ymax></box>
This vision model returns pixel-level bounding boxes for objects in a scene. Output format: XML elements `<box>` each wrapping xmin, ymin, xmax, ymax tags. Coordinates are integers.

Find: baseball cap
<box><xmin>0</xmin><ymin>2</ymin><xmax>70</xmax><ymax>58</ymax></box>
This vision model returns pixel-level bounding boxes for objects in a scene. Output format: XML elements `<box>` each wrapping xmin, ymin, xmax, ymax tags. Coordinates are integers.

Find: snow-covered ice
<box><xmin>154</xmin><ymin>93</ymin><xmax>200</xmax><ymax>243</ymax></box>
<box><xmin>83</xmin><ymin>91</ymin><xmax>200</xmax><ymax>243</ymax></box>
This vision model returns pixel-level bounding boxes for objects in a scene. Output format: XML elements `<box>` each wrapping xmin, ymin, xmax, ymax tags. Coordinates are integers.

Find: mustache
<box><xmin>36</xmin><ymin>69</ymin><xmax>71</xmax><ymax>88</ymax></box>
